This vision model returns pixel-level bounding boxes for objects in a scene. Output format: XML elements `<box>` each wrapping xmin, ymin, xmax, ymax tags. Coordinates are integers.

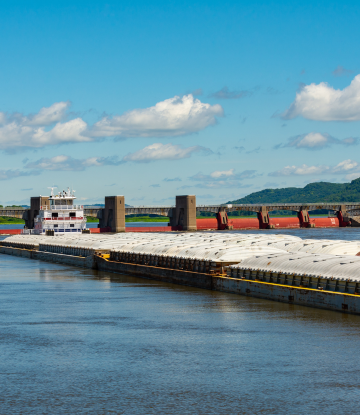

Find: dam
<box><xmin>2</xmin><ymin>232</ymin><xmax>360</xmax><ymax>315</ymax></box>
<box><xmin>2</xmin><ymin>193</ymin><xmax>360</xmax><ymax>235</ymax></box>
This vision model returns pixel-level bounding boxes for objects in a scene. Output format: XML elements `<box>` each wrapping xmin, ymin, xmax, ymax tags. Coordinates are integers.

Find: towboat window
<box><xmin>52</xmin><ymin>199</ymin><xmax>70</xmax><ymax>206</ymax></box>
<box><xmin>70</xmin><ymin>212</ymin><xmax>76</xmax><ymax>217</ymax></box>
<box><xmin>70</xmin><ymin>224</ymin><xmax>74</xmax><ymax>227</ymax></box>
<box><xmin>52</xmin><ymin>212</ymin><xmax>58</xmax><ymax>218</ymax></box>
<box><xmin>54</xmin><ymin>224</ymin><xmax>58</xmax><ymax>228</ymax></box>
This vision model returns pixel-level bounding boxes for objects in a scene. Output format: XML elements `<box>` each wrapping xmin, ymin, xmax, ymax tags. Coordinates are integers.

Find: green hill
<box><xmin>228</xmin><ymin>178</ymin><xmax>360</xmax><ymax>204</ymax></box>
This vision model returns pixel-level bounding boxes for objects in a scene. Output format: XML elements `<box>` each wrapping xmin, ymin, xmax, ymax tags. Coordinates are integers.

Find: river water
<box><xmin>1</xmin><ymin>228</ymin><xmax>360</xmax><ymax>414</ymax></box>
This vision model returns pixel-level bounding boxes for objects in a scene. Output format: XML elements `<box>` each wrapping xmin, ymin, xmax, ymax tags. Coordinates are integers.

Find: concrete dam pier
<box><xmin>2</xmin><ymin>233</ymin><xmax>360</xmax><ymax>315</ymax></box>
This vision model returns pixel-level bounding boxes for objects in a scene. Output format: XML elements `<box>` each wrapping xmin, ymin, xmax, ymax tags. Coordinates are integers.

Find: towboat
<box><xmin>22</xmin><ymin>187</ymin><xmax>87</xmax><ymax>235</ymax></box>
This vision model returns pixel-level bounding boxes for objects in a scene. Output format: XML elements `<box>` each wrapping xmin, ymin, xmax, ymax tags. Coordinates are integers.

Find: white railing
<box><xmin>46</xmin><ymin>224</ymin><xmax>85</xmax><ymax>230</ymax></box>
<box><xmin>21</xmin><ymin>225</ymin><xmax>86</xmax><ymax>234</ymax></box>
<box><xmin>48</xmin><ymin>205</ymin><xmax>83</xmax><ymax>210</ymax></box>
<box><xmin>35</xmin><ymin>217</ymin><xmax>85</xmax><ymax>222</ymax></box>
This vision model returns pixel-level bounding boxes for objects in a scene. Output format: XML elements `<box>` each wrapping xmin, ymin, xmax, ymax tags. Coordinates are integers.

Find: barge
<box><xmin>2</xmin><ymin>232</ymin><xmax>360</xmax><ymax>315</ymax></box>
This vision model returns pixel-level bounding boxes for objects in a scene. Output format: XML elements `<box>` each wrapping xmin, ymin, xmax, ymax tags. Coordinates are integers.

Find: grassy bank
<box><xmin>126</xmin><ymin>216</ymin><xmax>169</xmax><ymax>222</ymax></box>
<box><xmin>86</xmin><ymin>216</ymin><xmax>99</xmax><ymax>223</ymax></box>
<box><xmin>0</xmin><ymin>217</ymin><xmax>25</xmax><ymax>224</ymax></box>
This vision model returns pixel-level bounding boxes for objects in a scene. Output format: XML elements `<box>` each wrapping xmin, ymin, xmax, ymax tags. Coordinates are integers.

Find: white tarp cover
<box><xmin>4</xmin><ymin>232</ymin><xmax>360</xmax><ymax>280</ymax></box>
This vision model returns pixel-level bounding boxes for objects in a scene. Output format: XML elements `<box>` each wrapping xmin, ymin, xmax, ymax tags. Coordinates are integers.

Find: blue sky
<box><xmin>1</xmin><ymin>0</ymin><xmax>360</xmax><ymax>206</ymax></box>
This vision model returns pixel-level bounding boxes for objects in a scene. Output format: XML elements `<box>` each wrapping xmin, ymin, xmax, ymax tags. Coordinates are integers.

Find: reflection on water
<box><xmin>1</xmin><ymin>246</ymin><xmax>360</xmax><ymax>414</ymax></box>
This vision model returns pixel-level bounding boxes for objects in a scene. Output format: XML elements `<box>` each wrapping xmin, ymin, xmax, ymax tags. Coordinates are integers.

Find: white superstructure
<box><xmin>22</xmin><ymin>187</ymin><xmax>87</xmax><ymax>235</ymax></box>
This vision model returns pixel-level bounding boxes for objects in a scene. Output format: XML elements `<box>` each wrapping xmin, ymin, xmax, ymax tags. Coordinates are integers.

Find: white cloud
<box><xmin>0</xmin><ymin>101</ymin><xmax>70</xmax><ymax>128</ymax></box>
<box><xmin>296</xmin><ymin>133</ymin><xmax>329</xmax><ymax>148</ymax></box>
<box><xmin>269</xmin><ymin>159</ymin><xmax>360</xmax><ymax>178</ymax></box>
<box><xmin>0</xmin><ymin>95</ymin><xmax>223</xmax><ymax>150</ymax></box>
<box><xmin>332</xmin><ymin>159</ymin><xmax>358</xmax><ymax>172</ymax></box>
<box><xmin>292</xmin><ymin>132</ymin><xmax>328</xmax><ymax>149</ymax></box>
<box><xmin>0</xmin><ymin>102</ymin><xmax>90</xmax><ymax>150</ymax></box>
<box><xmin>122</xmin><ymin>143</ymin><xmax>209</xmax><ymax>162</ymax></box>
<box><xmin>27</xmin><ymin>101</ymin><xmax>70</xmax><ymax>126</ymax></box>
<box><xmin>32</xmin><ymin>118</ymin><xmax>90</xmax><ymax>146</ymax></box>
<box><xmin>92</xmin><ymin>94</ymin><xmax>223</xmax><ymax>138</ymax></box>
<box><xmin>191</xmin><ymin>169</ymin><xmax>256</xmax><ymax>182</ymax></box>
<box><xmin>282</xmin><ymin>74</ymin><xmax>360</xmax><ymax>121</ymax></box>
<box><xmin>23</xmin><ymin>142</ymin><xmax>209</xmax><ymax>172</ymax></box>
<box><xmin>269</xmin><ymin>164</ymin><xmax>329</xmax><ymax>176</ymax></box>
<box><xmin>278</xmin><ymin>132</ymin><xmax>358</xmax><ymax>150</ymax></box>
<box><xmin>25</xmin><ymin>155</ymin><xmax>122</xmax><ymax>171</ymax></box>
<box><xmin>210</xmin><ymin>169</ymin><xmax>234</xmax><ymax>178</ymax></box>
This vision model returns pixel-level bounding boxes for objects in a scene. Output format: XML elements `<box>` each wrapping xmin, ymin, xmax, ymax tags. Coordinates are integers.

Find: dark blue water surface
<box><xmin>1</xmin><ymin>228</ymin><xmax>360</xmax><ymax>414</ymax></box>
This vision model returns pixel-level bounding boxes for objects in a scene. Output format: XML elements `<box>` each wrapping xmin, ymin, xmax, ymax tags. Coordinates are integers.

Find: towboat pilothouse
<box><xmin>22</xmin><ymin>187</ymin><xmax>87</xmax><ymax>235</ymax></box>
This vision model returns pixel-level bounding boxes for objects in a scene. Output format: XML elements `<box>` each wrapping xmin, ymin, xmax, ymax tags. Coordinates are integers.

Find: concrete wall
<box><xmin>23</xmin><ymin>196</ymin><xmax>50</xmax><ymax>229</ymax></box>
<box><xmin>98</xmin><ymin>196</ymin><xmax>125</xmax><ymax>232</ymax></box>
<box><xmin>169</xmin><ymin>195</ymin><xmax>197</xmax><ymax>231</ymax></box>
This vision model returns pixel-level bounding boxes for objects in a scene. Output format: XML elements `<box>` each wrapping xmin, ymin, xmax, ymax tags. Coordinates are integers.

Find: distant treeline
<box><xmin>0</xmin><ymin>205</ymin><xmax>26</xmax><ymax>208</ymax></box>
<box><xmin>228</xmin><ymin>179</ymin><xmax>360</xmax><ymax>204</ymax></box>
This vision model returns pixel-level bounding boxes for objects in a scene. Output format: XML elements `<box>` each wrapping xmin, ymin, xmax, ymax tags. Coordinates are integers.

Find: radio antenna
<box><xmin>48</xmin><ymin>186</ymin><xmax>57</xmax><ymax>197</ymax></box>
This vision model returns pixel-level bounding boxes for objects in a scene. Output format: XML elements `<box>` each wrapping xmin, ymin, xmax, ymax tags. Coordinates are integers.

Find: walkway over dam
<box><xmin>2</xmin><ymin>195</ymin><xmax>360</xmax><ymax>232</ymax></box>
